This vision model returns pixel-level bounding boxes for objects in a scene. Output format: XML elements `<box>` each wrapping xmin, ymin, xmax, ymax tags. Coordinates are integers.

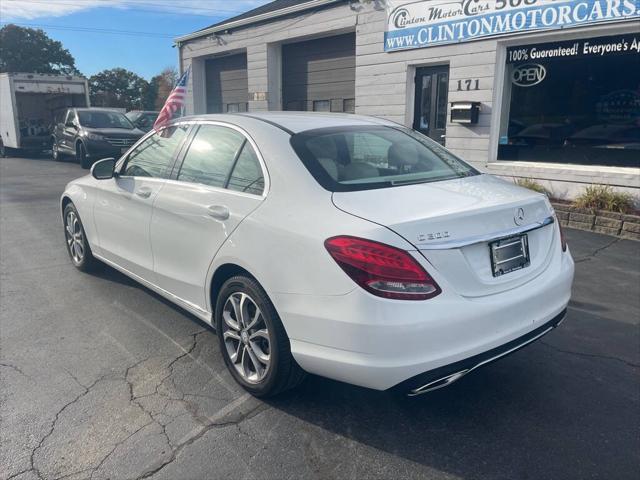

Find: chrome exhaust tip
<box><xmin>404</xmin><ymin>310</ymin><xmax>567</xmax><ymax>397</ymax></box>
<box><xmin>407</xmin><ymin>369</ymin><xmax>470</xmax><ymax>396</ymax></box>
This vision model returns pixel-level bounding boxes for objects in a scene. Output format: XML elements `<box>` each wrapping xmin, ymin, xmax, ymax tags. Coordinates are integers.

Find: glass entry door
<box><xmin>413</xmin><ymin>66</ymin><xmax>449</xmax><ymax>145</ymax></box>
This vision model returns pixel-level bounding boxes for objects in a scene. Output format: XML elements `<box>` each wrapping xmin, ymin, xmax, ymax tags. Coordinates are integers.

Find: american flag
<box><xmin>153</xmin><ymin>66</ymin><xmax>191</xmax><ymax>131</ymax></box>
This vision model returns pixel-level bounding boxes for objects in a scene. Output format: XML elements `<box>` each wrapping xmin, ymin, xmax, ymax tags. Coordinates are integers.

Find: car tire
<box><xmin>63</xmin><ymin>203</ymin><xmax>99</xmax><ymax>272</ymax></box>
<box><xmin>77</xmin><ymin>142</ymin><xmax>91</xmax><ymax>169</ymax></box>
<box><xmin>0</xmin><ymin>141</ymin><xmax>15</xmax><ymax>158</ymax></box>
<box><xmin>215</xmin><ymin>275</ymin><xmax>306</xmax><ymax>397</ymax></box>
<box><xmin>52</xmin><ymin>138</ymin><xmax>64</xmax><ymax>161</ymax></box>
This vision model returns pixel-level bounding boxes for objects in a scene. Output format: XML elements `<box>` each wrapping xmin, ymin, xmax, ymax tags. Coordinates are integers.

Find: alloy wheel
<box><xmin>65</xmin><ymin>210</ymin><xmax>84</xmax><ymax>263</ymax></box>
<box><xmin>222</xmin><ymin>292</ymin><xmax>271</xmax><ymax>384</ymax></box>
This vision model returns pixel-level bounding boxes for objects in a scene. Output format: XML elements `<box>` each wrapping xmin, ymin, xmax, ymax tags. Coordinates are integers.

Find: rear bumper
<box><xmin>275</xmin><ymin>248</ymin><xmax>574</xmax><ymax>391</ymax></box>
<box><xmin>400</xmin><ymin>309</ymin><xmax>566</xmax><ymax>395</ymax></box>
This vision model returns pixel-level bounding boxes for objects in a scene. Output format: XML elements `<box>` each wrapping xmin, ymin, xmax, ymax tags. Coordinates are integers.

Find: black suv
<box><xmin>52</xmin><ymin>108</ymin><xmax>145</xmax><ymax>168</ymax></box>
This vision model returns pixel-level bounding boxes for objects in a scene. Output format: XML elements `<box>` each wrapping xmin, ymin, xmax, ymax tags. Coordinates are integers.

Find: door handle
<box><xmin>207</xmin><ymin>205</ymin><xmax>230</xmax><ymax>221</ymax></box>
<box><xmin>134</xmin><ymin>187</ymin><xmax>152</xmax><ymax>198</ymax></box>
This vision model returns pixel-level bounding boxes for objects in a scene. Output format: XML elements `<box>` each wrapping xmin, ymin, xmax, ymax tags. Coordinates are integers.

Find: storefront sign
<box><xmin>507</xmin><ymin>33</ymin><xmax>640</xmax><ymax>62</ymax></box>
<box><xmin>511</xmin><ymin>63</ymin><xmax>546</xmax><ymax>86</ymax></box>
<box><xmin>385</xmin><ymin>0</ymin><xmax>640</xmax><ymax>52</ymax></box>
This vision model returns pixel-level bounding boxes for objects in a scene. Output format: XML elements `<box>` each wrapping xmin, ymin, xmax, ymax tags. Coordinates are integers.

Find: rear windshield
<box><xmin>78</xmin><ymin>111</ymin><xmax>134</xmax><ymax>129</ymax></box>
<box><xmin>290</xmin><ymin>125</ymin><xmax>478</xmax><ymax>192</ymax></box>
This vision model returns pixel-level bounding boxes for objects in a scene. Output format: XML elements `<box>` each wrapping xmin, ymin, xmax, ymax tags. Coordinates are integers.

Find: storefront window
<box><xmin>498</xmin><ymin>33</ymin><xmax>639</xmax><ymax>168</ymax></box>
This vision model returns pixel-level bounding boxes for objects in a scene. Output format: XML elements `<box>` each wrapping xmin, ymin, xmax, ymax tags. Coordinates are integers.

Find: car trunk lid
<box><xmin>332</xmin><ymin>174</ymin><xmax>557</xmax><ymax>297</ymax></box>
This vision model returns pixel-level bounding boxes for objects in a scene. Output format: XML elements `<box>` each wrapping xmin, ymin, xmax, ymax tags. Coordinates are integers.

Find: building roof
<box><xmin>176</xmin><ymin>0</ymin><xmax>342</xmax><ymax>43</ymax></box>
<box><xmin>199</xmin><ymin>0</ymin><xmax>311</xmax><ymax>32</ymax></box>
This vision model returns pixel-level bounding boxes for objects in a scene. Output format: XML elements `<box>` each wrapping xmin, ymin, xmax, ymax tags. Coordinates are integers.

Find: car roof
<box><xmin>175</xmin><ymin>112</ymin><xmax>399</xmax><ymax>134</ymax></box>
<box><xmin>74</xmin><ymin>107</ymin><xmax>126</xmax><ymax>112</ymax></box>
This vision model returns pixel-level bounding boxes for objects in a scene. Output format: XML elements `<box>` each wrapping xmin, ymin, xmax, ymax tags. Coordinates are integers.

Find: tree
<box><xmin>0</xmin><ymin>24</ymin><xmax>79</xmax><ymax>74</ymax></box>
<box><xmin>149</xmin><ymin>67</ymin><xmax>178</xmax><ymax>110</ymax></box>
<box><xmin>89</xmin><ymin>68</ymin><xmax>151</xmax><ymax>110</ymax></box>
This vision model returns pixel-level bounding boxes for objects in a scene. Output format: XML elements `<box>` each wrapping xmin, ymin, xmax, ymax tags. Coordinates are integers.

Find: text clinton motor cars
<box><xmin>60</xmin><ymin>112</ymin><xmax>574</xmax><ymax>397</ymax></box>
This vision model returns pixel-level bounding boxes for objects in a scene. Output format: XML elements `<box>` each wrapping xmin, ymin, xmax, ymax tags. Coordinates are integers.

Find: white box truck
<box><xmin>0</xmin><ymin>73</ymin><xmax>90</xmax><ymax>156</ymax></box>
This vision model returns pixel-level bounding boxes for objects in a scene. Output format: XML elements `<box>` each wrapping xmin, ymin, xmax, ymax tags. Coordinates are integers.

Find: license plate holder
<box><xmin>489</xmin><ymin>234</ymin><xmax>530</xmax><ymax>277</ymax></box>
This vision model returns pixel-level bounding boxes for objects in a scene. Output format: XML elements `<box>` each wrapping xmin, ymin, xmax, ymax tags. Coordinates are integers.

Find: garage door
<box><xmin>282</xmin><ymin>33</ymin><xmax>355</xmax><ymax>113</ymax></box>
<box><xmin>205</xmin><ymin>53</ymin><xmax>248</xmax><ymax>113</ymax></box>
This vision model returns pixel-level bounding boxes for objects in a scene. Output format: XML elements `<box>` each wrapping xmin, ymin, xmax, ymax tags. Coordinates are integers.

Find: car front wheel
<box><xmin>76</xmin><ymin>143</ymin><xmax>91</xmax><ymax>169</ymax></box>
<box><xmin>215</xmin><ymin>275</ymin><xmax>305</xmax><ymax>397</ymax></box>
<box><xmin>52</xmin><ymin>138</ymin><xmax>63</xmax><ymax>161</ymax></box>
<box><xmin>63</xmin><ymin>203</ymin><xmax>98</xmax><ymax>272</ymax></box>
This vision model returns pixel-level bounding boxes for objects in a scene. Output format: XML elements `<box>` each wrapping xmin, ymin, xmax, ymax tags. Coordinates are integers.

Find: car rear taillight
<box><xmin>324</xmin><ymin>236</ymin><xmax>441</xmax><ymax>300</ymax></box>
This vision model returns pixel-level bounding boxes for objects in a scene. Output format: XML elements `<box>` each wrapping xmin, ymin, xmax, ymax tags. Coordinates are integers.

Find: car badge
<box><xmin>514</xmin><ymin>207</ymin><xmax>525</xmax><ymax>226</ymax></box>
<box><xmin>418</xmin><ymin>231</ymin><xmax>450</xmax><ymax>242</ymax></box>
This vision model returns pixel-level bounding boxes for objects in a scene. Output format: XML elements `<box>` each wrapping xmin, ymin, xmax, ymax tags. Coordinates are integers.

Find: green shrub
<box><xmin>515</xmin><ymin>178</ymin><xmax>550</xmax><ymax>196</ymax></box>
<box><xmin>574</xmin><ymin>185</ymin><xmax>635</xmax><ymax>214</ymax></box>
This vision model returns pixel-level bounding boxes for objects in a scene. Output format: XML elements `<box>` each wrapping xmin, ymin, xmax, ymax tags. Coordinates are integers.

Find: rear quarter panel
<box><xmin>203</xmin><ymin>118</ymin><xmax>418</xmax><ymax>310</ymax></box>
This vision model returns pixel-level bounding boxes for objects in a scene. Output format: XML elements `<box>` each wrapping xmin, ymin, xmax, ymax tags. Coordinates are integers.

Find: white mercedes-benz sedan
<box><xmin>60</xmin><ymin>112</ymin><xmax>574</xmax><ymax>397</ymax></box>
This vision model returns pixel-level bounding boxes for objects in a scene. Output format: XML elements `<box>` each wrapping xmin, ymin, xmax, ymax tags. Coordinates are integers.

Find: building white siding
<box><xmin>353</xmin><ymin>7</ymin><xmax>497</xmax><ymax>169</ymax></box>
<box><xmin>178</xmin><ymin>1</ymin><xmax>640</xmax><ymax>202</ymax></box>
<box><xmin>180</xmin><ymin>2</ymin><xmax>359</xmax><ymax>115</ymax></box>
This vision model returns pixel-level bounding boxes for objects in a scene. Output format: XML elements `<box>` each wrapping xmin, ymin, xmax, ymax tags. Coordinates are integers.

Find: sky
<box><xmin>0</xmin><ymin>0</ymin><xmax>272</xmax><ymax>79</ymax></box>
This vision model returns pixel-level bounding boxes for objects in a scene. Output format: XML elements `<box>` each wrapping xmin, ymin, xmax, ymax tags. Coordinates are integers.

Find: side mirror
<box><xmin>91</xmin><ymin>158</ymin><xmax>116</xmax><ymax>180</ymax></box>
<box><xmin>65</xmin><ymin>121</ymin><xmax>76</xmax><ymax>129</ymax></box>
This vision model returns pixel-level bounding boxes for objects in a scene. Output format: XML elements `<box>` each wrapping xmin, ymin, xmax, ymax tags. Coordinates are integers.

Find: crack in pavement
<box><xmin>135</xmin><ymin>399</ymin><xmax>266</xmax><ymax>480</ymax></box>
<box><xmin>84</xmin><ymin>329</ymin><xmax>231</xmax><ymax>480</ymax></box>
<box><xmin>18</xmin><ymin>374</ymin><xmax>109</xmax><ymax>480</ymax></box>
<box><xmin>0</xmin><ymin>362</ymin><xmax>29</xmax><ymax>379</ymax></box>
<box><xmin>6</xmin><ymin>331</ymin><xmax>206</xmax><ymax>480</ymax></box>
<box><xmin>127</xmin><ymin>330</ymin><xmax>209</xmax><ymax>410</ymax></box>
<box><xmin>6</xmin><ymin>323</ymin><xmax>259</xmax><ymax>480</ymax></box>
<box><xmin>574</xmin><ymin>237</ymin><xmax>621</xmax><ymax>263</ymax></box>
<box><xmin>87</xmin><ymin>332</ymin><xmax>207</xmax><ymax>480</ymax></box>
<box><xmin>540</xmin><ymin>341</ymin><xmax>640</xmax><ymax>368</ymax></box>
<box><xmin>87</xmin><ymin>420</ymin><xmax>158</xmax><ymax>480</ymax></box>
<box><xmin>53</xmin><ymin>467</ymin><xmax>96</xmax><ymax>480</ymax></box>
<box><xmin>87</xmin><ymin>359</ymin><xmax>159</xmax><ymax>480</ymax></box>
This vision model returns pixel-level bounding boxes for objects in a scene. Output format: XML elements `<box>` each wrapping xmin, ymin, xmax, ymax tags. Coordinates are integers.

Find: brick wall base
<box><xmin>552</xmin><ymin>203</ymin><xmax>640</xmax><ymax>241</ymax></box>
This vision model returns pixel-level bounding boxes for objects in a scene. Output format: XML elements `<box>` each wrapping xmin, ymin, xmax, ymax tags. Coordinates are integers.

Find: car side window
<box><xmin>227</xmin><ymin>143</ymin><xmax>265</xmax><ymax>195</ymax></box>
<box><xmin>65</xmin><ymin>110</ymin><xmax>76</xmax><ymax>125</ymax></box>
<box><xmin>177</xmin><ymin>125</ymin><xmax>245</xmax><ymax>188</ymax></box>
<box><xmin>122</xmin><ymin>125</ymin><xmax>188</xmax><ymax>178</ymax></box>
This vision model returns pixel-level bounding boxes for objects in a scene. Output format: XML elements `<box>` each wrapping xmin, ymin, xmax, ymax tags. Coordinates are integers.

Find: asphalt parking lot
<box><xmin>1</xmin><ymin>155</ymin><xmax>639</xmax><ymax>480</ymax></box>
